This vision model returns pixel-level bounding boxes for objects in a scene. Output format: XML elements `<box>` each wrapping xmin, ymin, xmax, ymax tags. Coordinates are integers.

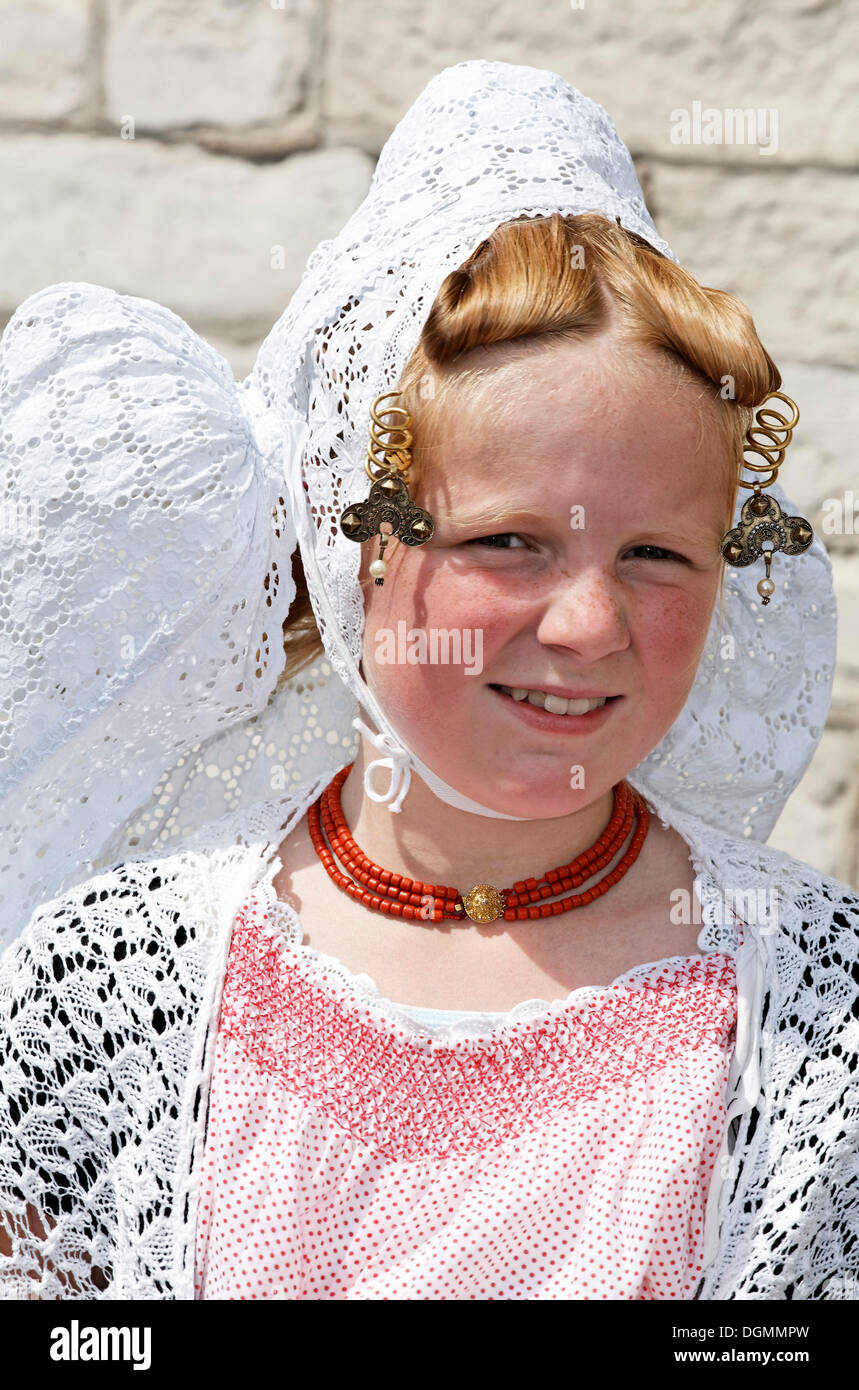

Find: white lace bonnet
<box><xmin>0</xmin><ymin>60</ymin><xmax>837</xmax><ymax>952</ymax></box>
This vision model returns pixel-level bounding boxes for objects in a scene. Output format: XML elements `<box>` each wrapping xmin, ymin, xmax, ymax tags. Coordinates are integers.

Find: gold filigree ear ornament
<box><xmin>720</xmin><ymin>390</ymin><xmax>813</xmax><ymax>606</ymax></box>
<box><xmin>339</xmin><ymin>390</ymin><xmax>435</xmax><ymax>585</ymax></box>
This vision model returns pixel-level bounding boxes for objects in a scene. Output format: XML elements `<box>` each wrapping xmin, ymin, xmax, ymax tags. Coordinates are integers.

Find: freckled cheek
<box><xmin>366</xmin><ymin>560</ymin><xmax>513</xmax><ymax>637</ymax></box>
<box><xmin>427</xmin><ymin>580</ymin><xmax>521</xmax><ymax>672</ymax></box>
<box><xmin>361</xmin><ymin>570</ymin><xmax>513</xmax><ymax>714</ymax></box>
<box><xmin>634</xmin><ymin>589</ymin><xmax>713</xmax><ymax>690</ymax></box>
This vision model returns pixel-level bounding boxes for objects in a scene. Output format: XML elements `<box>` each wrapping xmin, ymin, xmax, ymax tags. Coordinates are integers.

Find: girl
<box><xmin>0</xmin><ymin>60</ymin><xmax>856</xmax><ymax>1300</ymax></box>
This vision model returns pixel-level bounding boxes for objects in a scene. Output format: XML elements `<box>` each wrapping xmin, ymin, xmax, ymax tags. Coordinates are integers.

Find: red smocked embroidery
<box><xmin>216</xmin><ymin>893</ymin><xmax>737</xmax><ymax>1162</ymax></box>
<box><xmin>195</xmin><ymin>893</ymin><xmax>738</xmax><ymax>1300</ymax></box>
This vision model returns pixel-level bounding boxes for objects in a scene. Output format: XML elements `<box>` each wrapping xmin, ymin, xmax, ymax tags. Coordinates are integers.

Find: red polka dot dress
<box><xmin>194</xmin><ymin>880</ymin><xmax>739</xmax><ymax>1300</ymax></box>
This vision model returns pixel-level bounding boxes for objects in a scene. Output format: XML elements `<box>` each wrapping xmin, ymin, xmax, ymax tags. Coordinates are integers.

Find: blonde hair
<box><xmin>277</xmin><ymin>212</ymin><xmax>781</xmax><ymax>687</ymax></box>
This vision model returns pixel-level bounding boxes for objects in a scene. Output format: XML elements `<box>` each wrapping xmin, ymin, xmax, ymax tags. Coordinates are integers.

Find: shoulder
<box><xmin>745</xmin><ymin>839</ymin><xmax>859</xmax><ymax>973</ymax></box>
<box><xmin>0</xmin><ymin>841</ymin><xmax>246</xmax><ymax>1001</ymax></box>
<box><xmin>662</xmin><ymin>802</ymin><xmax>859</xmax><ymax>991</ymax></box>
<box><xmin>753</xmin><ymin>841</ymin><xmax>859</xmax><ymax>950</ymax></box>
<box><xmin>668</xmin><ymin>800</ymin><xmax>859</xmax><ymax>936</ymax></box>
<box><xmin>0</xmin><ymin>842</ymin><xmax>261</xmax><ymax>1145</ymax></box>
<box><xmin>1</xmin><ymin>788</ymin><xmax>301</xmax><ymax>989</ymax></box>
<box><xmin>738</xmin><ymin>843</ymin><xmax>859</xmax><ymax>1051</ymax></box>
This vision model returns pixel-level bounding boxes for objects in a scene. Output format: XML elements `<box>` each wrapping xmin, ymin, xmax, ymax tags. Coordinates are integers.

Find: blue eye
<box><xmin>465</xmin><ymin>534</ymin><xmax>527</xmax><ymax>549</ymax></box>
<box><xmin>464</xmin><ymin>537</ymin><xmax>686</xmax><ymax>561</ymax></box>
<box><xmin>627</xmin><ymin>545</ymin><xmax>684</xmax><ymax>562</ymax></box>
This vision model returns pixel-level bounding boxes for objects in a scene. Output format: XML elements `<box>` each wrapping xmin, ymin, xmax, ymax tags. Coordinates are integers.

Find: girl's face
<box><xmin>358</xmin><ymin>337</ymin><xmax>733</xmax><ymax>819</ymax></box>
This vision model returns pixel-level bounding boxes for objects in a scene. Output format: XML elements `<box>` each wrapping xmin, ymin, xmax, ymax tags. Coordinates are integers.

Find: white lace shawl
<box><xmin>1</xmin><ymin>772</ymin><xmax>857</xmax><ymax>1301</ymax></box>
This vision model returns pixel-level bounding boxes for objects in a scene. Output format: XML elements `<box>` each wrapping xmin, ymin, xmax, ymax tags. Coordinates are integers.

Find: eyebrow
<box><xmin>438</xmin><ymin>509</ymin><xmax>722</xmax><ymax>548</ymax></box>
<box><xmin>440</xmin><ymin>507</ymin><xmax>551</xmax><ymax>531</ymax></box>
<box><xmin>626</xmin><ymin>526</ymin><xmax>723</xmax><ymax>549</ymax></box>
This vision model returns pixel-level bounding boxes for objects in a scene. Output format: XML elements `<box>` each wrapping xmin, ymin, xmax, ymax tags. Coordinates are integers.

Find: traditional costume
<box><xmin>0</xmin><ymin>61</ymin><xmax>855</xmax><ymax>1300</ymax></box>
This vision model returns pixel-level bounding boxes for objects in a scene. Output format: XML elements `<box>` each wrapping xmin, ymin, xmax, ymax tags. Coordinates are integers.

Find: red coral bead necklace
<box><xmin>307</xmin><ymin>764</ymin><xmax>650</xmax><ymax>923</ymax></box>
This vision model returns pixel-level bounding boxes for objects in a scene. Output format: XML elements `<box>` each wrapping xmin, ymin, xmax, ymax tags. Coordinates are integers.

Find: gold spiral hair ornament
<box><xmin>737</xmin><ymin>390</ymin><xmax>800</xmax><ymax>489</ymax></box>
<box><xmin>365</xmin><ymin>392</ymin><xmax>413</xmax><ymax>483</ymax></box>
<box><xmin>720</xmin><ymin>390</ymin><xmax>813</xmax><ymax>606</ymax></box>
<box><xmin>339</xmin><ymin>390</ymin><xmax>435</xmax><ymax>586</ymax></box>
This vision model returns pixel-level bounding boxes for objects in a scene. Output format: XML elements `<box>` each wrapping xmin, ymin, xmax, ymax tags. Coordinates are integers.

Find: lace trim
<box><xmin>232</xmin><ymin>886</ymin><xmax>738</xmax><ymax>1050</ymax></box>
<box><xmin>248</xmin><ymin>853</ymin><xmax>741</xmax><ymax>1043</ymax></box>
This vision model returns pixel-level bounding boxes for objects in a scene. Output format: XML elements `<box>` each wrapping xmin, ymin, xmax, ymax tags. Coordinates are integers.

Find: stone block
<box><xmin>646</xmin><ymin>163</ymin><xmax>859</xmax><ymax>368</ymax></box>
<box><xmin>324</xmin><ymin>0</ymin><xmax>858</xmax><ymax>165</ymax></box>
<box><xmin>0</xmin><ymin>0</ymin><xmax>90</xmax><ymax>121</ymax></box>
<box><xmin>767</xmin><ymin>725</ymin><xmax>859</xmax><ymax>888</ymax></box>
<box><xmin>104</xmin><ymin>0</ymin><xmax>317</xmax><ymax>132</ymax></box>
<box><xmin>0</xmin><ymin>133</ymin><xmax>373</xmax><ymax>340</ymax></box>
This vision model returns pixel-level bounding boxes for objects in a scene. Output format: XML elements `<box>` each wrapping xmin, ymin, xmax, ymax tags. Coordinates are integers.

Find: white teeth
<box><xmin>544</xmin><ymin>694</ymin><xmax>571</xmax><ymax>714</ymax></box>
<box><xmin>498</xmin><ymin>687</ymin><xmax>609</xmax><ymax>716</ymax></box>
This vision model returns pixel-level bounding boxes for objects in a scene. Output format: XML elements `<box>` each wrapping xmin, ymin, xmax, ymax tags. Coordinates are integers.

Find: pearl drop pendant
<box><xmin>757</xmin><ymin>576</ymin><xmax>775</xmax><ymax>605</ymax></box>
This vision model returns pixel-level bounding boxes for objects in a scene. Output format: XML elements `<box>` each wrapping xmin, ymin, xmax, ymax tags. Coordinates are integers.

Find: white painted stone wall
<box><xmin>1</xmin><ymin>0</ymin><xmax>855</xmax><ymax>885</ymax></box>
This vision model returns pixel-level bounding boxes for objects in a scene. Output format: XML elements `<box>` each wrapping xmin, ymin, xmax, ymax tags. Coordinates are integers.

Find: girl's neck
<box><xmin>338</xmin><ymin>741</ymin><xmax>620</xmax><ymax>891</ymax></box>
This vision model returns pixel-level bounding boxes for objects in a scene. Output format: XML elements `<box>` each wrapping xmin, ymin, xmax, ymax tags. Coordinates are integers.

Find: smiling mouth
<box><xmin>490</xmin><ymin>685</ymin><xmax>621</xmax><ymax>717</ymax></box>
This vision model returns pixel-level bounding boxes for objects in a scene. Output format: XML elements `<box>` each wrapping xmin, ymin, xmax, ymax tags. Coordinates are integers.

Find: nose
<box><xmin>534</xmin><ymin>565</ymin><xmax>631</xmax><ymax>660</ymax></box>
